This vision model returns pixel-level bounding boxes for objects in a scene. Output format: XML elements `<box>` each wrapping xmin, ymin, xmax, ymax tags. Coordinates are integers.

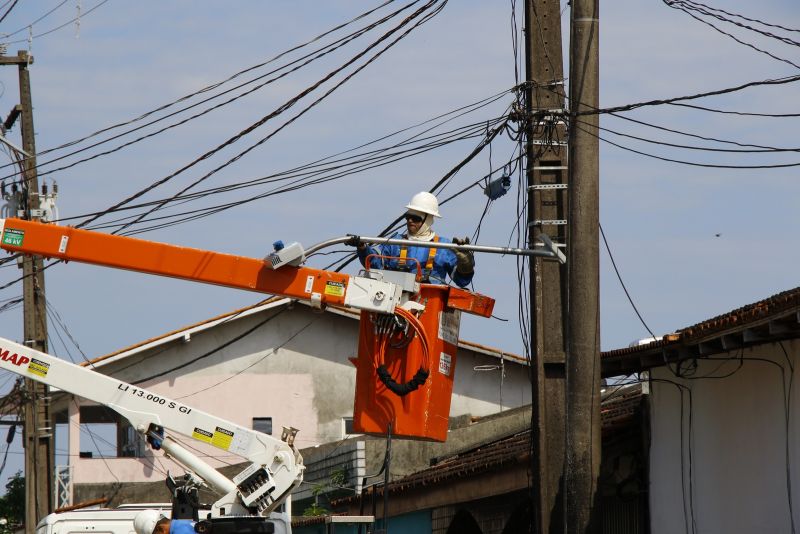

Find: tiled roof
<box><xmin>602</xmin><ymin>287</ymin><xmax>800</xmax><ymax>377</ymax></box>
<box><xmin>333</xmin><ymin>386</ymin><xmax>643</xmax><ymax>504</ymax></box>
<box><xmin>600</xmin><ymin>385</ymin><xmax>644</xmax><ymax>433</ymax></box>
<box><xmin>678</xmin><ymin>287</ymin><xmax>800</xmax><ymax>341</ymax></box>
<box><xmin>85</xmin><ymin>297</ymin><xmax>525</xmax><ymax>367</ymax></box>
<box><xmin>82</xmin><ymin>297</ymin><xmax>285</xmax><ymax>367</ymax></box>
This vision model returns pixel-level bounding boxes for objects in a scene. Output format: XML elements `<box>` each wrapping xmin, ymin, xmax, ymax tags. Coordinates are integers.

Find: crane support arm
<box><xmin>0</xmin><ymin>336</ymin><xmax>303</xmax><ymax>517</ymax></box>
<box><xmin>0</xmin><ymin>218</ymin><xmax>401</xmax><ymax>314</ymax></box>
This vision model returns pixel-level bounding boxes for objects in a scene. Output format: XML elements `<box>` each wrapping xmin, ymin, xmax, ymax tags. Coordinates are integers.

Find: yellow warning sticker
<box><xmin>324</xmin><ymin>281</ymin><xmax>345</xmax><ymax>297</ymax></box>
<box><xmin>211</xmin><ymin>426</ymin><xmax>234</xmax><ymax>450</ymax></box>
<box><xmin>27</xmin><ymin>358</ymin><xmax>50</xmax><ymax>378</ymax></box>
<box><xmin>192</xmin><ymin>427</ymin><xmax>213</xmax><ymax>444</ymax></box>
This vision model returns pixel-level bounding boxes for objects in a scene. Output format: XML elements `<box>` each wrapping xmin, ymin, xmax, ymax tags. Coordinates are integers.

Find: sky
<box><xmin>0</xmin><ymin>0</ymin><xmax>797</xmax><ymax>495</ymax></box>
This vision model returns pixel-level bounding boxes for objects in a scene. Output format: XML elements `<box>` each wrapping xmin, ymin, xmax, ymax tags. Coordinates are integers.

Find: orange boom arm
<box><xmin>0</xmin><ymin>218</ymin><xmax>400</xmax><ymax>313</ymax></box>
<box><xmin>1</xmin><ymin>217</ymin><xmax>499</xmax><ymax>442</ymax></box>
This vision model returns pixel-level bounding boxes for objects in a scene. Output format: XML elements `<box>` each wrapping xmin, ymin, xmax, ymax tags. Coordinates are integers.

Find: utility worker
<box><xmin>133</xmin><ymin>510</ymin><xmax>195</xmax><ymax>534</ymax></box>
<box><xmin>355</xmin><ymin>191</ymin><xmax>474</xmax><ymax>287</ymax></box>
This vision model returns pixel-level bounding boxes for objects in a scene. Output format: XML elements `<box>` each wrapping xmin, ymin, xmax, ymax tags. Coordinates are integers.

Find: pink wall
<box><xmin>72</xmin><ymin>373</ymin><xmax>316</xmax><ymax>484</ymax></box>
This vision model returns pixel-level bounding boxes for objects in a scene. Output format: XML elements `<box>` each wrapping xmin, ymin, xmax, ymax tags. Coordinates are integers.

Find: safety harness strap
<box><xmin>425</xmin><ymin>237</ymin><xmax>439</xmax><ymax>271</ymax></box>
<box><xmin>399</xmin><ymin>236</ymin><xmax>439</xmax><ymax>279</ymax></box>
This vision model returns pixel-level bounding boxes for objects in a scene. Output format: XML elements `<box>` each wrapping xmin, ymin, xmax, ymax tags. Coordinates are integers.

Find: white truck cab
<box><xmin>36</xmin><ymin>506</ymin><xmax>171</xmax><ymax>534</ymax></box>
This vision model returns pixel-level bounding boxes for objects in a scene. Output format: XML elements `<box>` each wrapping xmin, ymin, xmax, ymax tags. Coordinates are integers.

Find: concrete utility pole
<box><xmin>1</xmin><ymin>50</ymin><xmax>54</xmax><ymax>533</ymax></box>
<box><xmin>565</xmin><ymin>0</ymin><xmax>600</xmax><ymax>532</ymax></box>
<box><xmin>523</xmin><ymin>0</ymin><xmax>567</xmax><ymax>532</ymax></box>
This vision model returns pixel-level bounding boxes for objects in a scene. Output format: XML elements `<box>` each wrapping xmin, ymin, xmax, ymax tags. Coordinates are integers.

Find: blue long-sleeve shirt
<box><xmin>357</xmin><ymin>232</ymin><xmax>473</xmax><ymax>288</ymax></box>
<box><xmin>169</xmin><ymin>520</ymin><xmax>195</xmax><ymax>534</ymax></box>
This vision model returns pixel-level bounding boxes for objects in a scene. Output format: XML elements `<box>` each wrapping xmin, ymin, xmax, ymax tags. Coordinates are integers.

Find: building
<box><xmin>290</xmin><ymin>287</ymin><xmax>800</xmax><ymax>534</ymax></box>
<box><xmin>292</xmin><ymin>385</ymin><xmax>646</xmax><ymax>534</ymax></box>
<box><xmin>603</xmin><ymin>287</ymin><xmax>800</xmax><ymax>534</ymax></box>
<box><xmin>51</xmin><ymin>297</ymin><xmax>532</xmax><ymax>506</ymax></box>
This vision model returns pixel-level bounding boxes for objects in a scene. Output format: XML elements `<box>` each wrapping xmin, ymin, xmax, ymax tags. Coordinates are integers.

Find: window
<box><xmin>342</xmin><ymin>417</ymin><xmax>355</xmax><ymax>437</ymax></box>
<box><xmin>120</xmin><ymin>425</ymin><xmax>146</xmax><ymax>457</ymax></box>
<box><xmin>253</xmin><ymin>417</ymin><xmax>272</xmax><ymax>435</ymax></box>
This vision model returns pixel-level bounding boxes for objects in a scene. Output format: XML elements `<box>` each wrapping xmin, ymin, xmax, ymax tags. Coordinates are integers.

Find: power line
<box><xmin>671</xmin><ymin>0</ymin><xmax>800</xmax><ymax>34</ymax></box>
<box><xmin>577</xmin><ymin>73</ymin><xmax>800</xmax><ymax>116</ymax></box>
<box><xmin>0</xmin><ymin>0</ymin><xmax>110</xmax><ymax>45</ymax></box>
<box><xmin>86</xmin><ymin>116</ymin><xmax>502</xmax><ymax>235</ymax></box>
<box><xmin>0</xmin><ymin>0</ymin><xmax>69</xmax><ymax>38</ymax></box>
<box><xmin>324</xmin><ymin>116</ymin><xmax>508</xmax><ymax>272</ymax></box>
<box><xmin>599</xmin><ymin>224</ymin><xmax>655</xmax><ymax>340</ymax></box>
<box><xmin>669</xmin><ymin>101</ymin><xmax>800</xmax><ymax>117</ymax></box>
<box><xmin>0</xmin><ymin>1</ymin><xmax>421</xmax><ymax>183</ymax></box>
<box><xmin>665</xmin><ymin>0</ymin><xmax>800</xmax><ymax>45</ymax></box>
<box><xmin>113</xmin><ymin>0</ymin><xmax>448</xmax><ymax>234</ymax></box>
<box><xmin>578</xmin><ymin>124</ymin><xmax>800</xmax><ymax>169</ymax></box>
<box><xmin>73</xmin><ymin>0</ymin><xmax>446</xmax><ymax>234</ymax></box>
<box><xmin>0</xmin><ymin>0</ymin><xmax>19</xmax><ymax>25</ymax></box>
<box><xmin>584</xmin><ymin>120</ymin><xmax>800</xmax><ymax>154</ymax></box>
<box><xmin>605</xmin><ymin>110</ymin><xmax>787</xmax><ymax>151</ymax></box>
<box><xmin>663</xmin><ymin>0</ymin><xmax>800</xmax><ymax>70</ymax></box>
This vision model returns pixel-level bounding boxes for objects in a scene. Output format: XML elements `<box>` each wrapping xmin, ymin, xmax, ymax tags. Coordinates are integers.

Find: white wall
<box><xmin>66</xmin><ymin>303</ymin><xmax>530</xmax><ymax>485</ymax></box>
<box><xmin>650</xmin><ymin>338</ymin><xmax>800</xmax><ymax>534</ymax></box>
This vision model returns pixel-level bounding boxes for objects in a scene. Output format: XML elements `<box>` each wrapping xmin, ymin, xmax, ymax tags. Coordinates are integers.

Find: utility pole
<box><xmin>1</xmin><ymin>50</ymin><xmax>53</xmax><ymax>533</ymax></box>
<box><xmin>523</xmin><ymin>0</ymin><xmax>567</xmax><ymax>532</ymax></box>
<box><xmin>565</xmin><ymin>0</ymin><xmax>600</xmax><ymax>532</ymax></box>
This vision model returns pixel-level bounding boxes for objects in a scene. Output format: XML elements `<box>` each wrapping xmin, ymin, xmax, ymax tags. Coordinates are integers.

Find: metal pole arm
<box><xmin>308</xmin><ymin>234</ymin><xmax>567</xmax><ymax>263</ymax></box>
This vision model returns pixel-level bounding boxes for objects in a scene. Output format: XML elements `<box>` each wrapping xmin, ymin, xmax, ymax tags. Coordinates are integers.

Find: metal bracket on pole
<box><xmin>538</xmin><ymin>234</ymin><xmax>567</xmax><ymax>264</ymax></box>
<box><xmin>529</xmin><ymin>220</ymin><xmax>568</xmax><ymax>226</ymax></box>
<box><xmin>528</xmin><ymin>183</ymin><xmax>568</xmax><ymax>191</ymax></box>
<box><xmin>0</xmin><ymin>132</ymin><xmax>32</xmax><ymax>158</ymax></box>
<box><xmin>531</xmin><ymin>139</ymin><xmax>568</xmax><ymax>147</ymax></box>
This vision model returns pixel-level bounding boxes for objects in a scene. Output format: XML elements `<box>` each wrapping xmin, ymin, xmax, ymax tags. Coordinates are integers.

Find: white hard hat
<box><xmin>133</xmin><ymin>510</ymin><xmax>166</xmax><ymax>534</ymax></box>
<box><xmin>405</xmin><ymin>191</ymin><xmax>441</xmax><ymax>218</ymax></box>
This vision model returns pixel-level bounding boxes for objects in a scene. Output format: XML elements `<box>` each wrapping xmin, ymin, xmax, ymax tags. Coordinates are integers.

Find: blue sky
<box><xmin>0</xmin><ymin>0</ymin><xmax>797</xmax><ymax>494</ymax></box>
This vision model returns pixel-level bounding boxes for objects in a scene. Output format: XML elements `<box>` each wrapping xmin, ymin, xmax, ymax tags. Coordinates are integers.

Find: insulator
<box><xmin>484</xmin><ymin>174</ymin><xmax>511</xmax><ymax>200</ymax></box>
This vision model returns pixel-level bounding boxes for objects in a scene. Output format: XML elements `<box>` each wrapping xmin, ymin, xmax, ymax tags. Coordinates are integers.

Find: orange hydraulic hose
<box><xmin>394</xmin><ymin>306</ymin><xmax>430</xmax><ymax>372</ymax></box>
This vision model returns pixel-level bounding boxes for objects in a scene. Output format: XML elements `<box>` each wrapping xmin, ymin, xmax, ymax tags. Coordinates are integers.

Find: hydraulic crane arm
<box><xmin>0</xmin><ymin>218</ymin><xmax>400</xmax><ymax>314</ymax></box>
<box><xmin>0</xmin><ymin>335</ymin><xmax>302</xmax><ymax>517</ymax></box>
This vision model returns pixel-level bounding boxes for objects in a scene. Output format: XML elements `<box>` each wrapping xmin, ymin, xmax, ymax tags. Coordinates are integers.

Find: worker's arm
<box><xmin>355</xmin><ymin>242</ymin><xmax>379</xmax><ymax>267</ymax></box>
<box><xmin>450</xmin><ymin>237</ymin><xmax>474</xmax><ymax>288</ymax></box>
<box><xmin>355</xmin><ymin>234</ymin><xmax>401</xmax><ymax>270</ymax></box>
<box><xmin>451</xmin><ymin>265</ymin><xmax>474</xmax><ymax>288</ymax></box>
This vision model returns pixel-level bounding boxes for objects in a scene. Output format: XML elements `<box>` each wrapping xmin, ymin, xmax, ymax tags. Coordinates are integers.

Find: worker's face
<box><xmin>405</xmin><ymin>212</ymin><xmax>424</xmax><ymax>235</ymax></box>
<box><xmin>153</xmin><ymin>523</ymin><xmax>170</xmax><ymax>534</ymax></box>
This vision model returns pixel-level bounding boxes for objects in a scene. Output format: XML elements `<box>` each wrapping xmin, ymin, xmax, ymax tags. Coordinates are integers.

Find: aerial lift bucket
<box><xmin>352</xmin><ymin>284</ymin><xmax>494</xmax><ymax>442</ymax></box>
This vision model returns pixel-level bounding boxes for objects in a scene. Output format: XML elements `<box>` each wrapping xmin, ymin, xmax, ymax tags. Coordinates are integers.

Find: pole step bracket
<box><xmin>528</xmin><ymin>183</ymin><xmax>568</xmax><ymax>190</ymax></box>
<box><xmin>532</xmin><ymin>166</ymin><xmax>568</xmax><ymax>171</ymax></box>
<box><xmin>531</xmin><ymin>140</ymin><xmax>568</xmax><ymax>147</ymax></box>
<box><xmin>529</xmin><ymin>220</ymin><xmax>568</xmax><ymax>226</ymax></box>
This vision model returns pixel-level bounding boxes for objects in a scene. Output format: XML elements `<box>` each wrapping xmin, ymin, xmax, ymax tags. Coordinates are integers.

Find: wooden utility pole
<box><xmin>565</xmin><ymin>0</ymin><xmax>600</xmax><ymax>532</ymax></box>
<box><xmin>523</xmin><ymin>0</ymin><xmax>567</xmax><ymax>532</ymax></box>
<box><xmin>2</xmin><ymin>50</ymin><xmax>54</xmax><ymax>533</ymax></box>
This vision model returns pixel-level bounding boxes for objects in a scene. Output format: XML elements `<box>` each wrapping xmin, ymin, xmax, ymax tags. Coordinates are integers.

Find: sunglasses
<box><xmin>404</xmin><ymin>213</ymin><xmax>424</xmax><ymax>223</ymax></box>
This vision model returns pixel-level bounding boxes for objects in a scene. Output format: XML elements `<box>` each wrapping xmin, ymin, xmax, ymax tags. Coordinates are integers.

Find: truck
<box><xmin>0</xmin><ymin>216</ymin><xmax>560</xmax><ymax>532</ymax></box>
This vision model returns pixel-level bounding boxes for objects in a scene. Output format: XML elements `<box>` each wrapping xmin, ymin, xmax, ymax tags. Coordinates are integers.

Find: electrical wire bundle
<box><xmin>371</xmin><ymin>306</ymin><xmax>431</xmax><ymax>397</ymax></box>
